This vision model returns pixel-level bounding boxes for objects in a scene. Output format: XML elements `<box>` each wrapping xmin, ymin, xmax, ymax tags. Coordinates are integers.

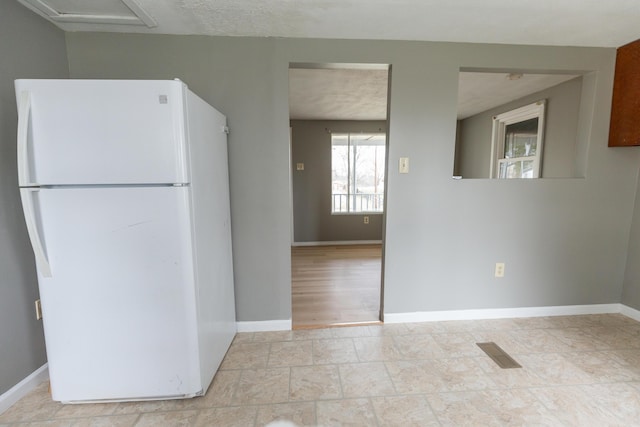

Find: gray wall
<box><xmin>0</xmin><ymin>2</ymin><xmax>68</xmax><ymax>394</ymax></box>
<box><xmin>622</xmin><ymin>170</ymin><xmax>640</xmax><ymax>311</ymax></box>
<box><xmin>457</xmin><ymin>76</ymin><xmax>583</xmax><ymax>179</ymax></box>
<box><xmin>64</xmin><ymin>33</ymin><xmax>640</xmax><ymax>322</ymax></box>
<box><xmin>291</xmin><ymin>120</ymin><xmax>385</xmax><ymax>242</ymax></box>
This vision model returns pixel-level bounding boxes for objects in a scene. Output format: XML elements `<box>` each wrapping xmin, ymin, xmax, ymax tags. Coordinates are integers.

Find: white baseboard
<box><xmin>292</xmin><ymin>240</ymin><xmax>382</xmax><ymax>247</ymax></box>
<box><xmin>620</xmin><ymin>304</ymin><xmax>640</xmax><ymax>321</ymax></box>
<box><xmin>237</xmin><ymin>319</ymin><xmax>292</xmax><ymax>332</ymax></box>
<box><xmin>384</xmin><ymin>303</ymin><xmax>623</xmax><ymax>323</ymax></box>
<box><xmin>0</xmin><ymin>364</ymin><xmax>48</xmax><ymax>415</ymax></box>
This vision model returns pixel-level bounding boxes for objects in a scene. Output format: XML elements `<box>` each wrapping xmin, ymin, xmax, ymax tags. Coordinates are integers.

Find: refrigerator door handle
<box><xmin>17</xmin><ymin>91</ymin><xmax>34</xmax><ymax>187</ymax></box>
<box><xmin>20</xmin><ymin>188</ymin><xmax>52</xmax><ymax>277</ymax></box>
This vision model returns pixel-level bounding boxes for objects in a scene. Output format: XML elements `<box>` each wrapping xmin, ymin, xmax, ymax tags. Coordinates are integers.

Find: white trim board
<box><xmin>384</xmin><ymin>303</ymin><xmax>625</xmax><ymax>323</ymax></box>
<box><xmin>0</xmin><ymin>364</ymin><xmax>48</xmax><ymax>415</ymax></box>
<box><xmin>620</xmin><ymin>304</ymin><xmax>640</xmax><ymax>322</ymax></box>
<box><xmin>237</xmin><ymin>319</ymin><xmax>292</xmax><ymax>332</ymax></box>
<box><xmin>292</xmin><ymin>240</ymin><xmax>382</xmax><ymax>247</ymax></box>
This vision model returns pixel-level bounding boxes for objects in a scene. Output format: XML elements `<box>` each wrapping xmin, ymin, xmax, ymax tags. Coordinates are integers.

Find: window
<box><xmin>490</xmin><ymin>100</ymin><xmax>546</xmax><ymax>179</ymax></box>
<box><xmin>331</xmin><ymin>133</ymin><xmax>386</xmax><ymax>213</ymax></box>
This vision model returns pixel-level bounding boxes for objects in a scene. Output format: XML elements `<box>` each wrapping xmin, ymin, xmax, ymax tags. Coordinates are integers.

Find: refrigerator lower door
<box><xmin>29</xmin><ymin>186</ymin><xmax>201</xmax><ymax>402</ymax></box>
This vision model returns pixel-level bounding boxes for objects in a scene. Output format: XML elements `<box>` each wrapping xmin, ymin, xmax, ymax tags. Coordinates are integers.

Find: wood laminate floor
<box><xmin>291</xmin><ymin>244</ymin><xmax>382</xmax><ymax>328</ymax></box>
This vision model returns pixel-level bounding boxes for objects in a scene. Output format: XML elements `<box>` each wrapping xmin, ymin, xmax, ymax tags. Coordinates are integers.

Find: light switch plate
<box><xmin>399</xmin><ymin>157</ymin><xmax>409</xmax><ymax>173</ymax></box>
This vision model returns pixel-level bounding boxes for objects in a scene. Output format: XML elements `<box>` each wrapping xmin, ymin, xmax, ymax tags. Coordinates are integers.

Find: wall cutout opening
<box><xmin>453</xmin><ymin>69</ymin><xmax>589</xmax><ymax>179</ymax></box>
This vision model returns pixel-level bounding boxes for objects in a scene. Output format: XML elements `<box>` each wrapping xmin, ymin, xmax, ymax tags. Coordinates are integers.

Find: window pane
<box><xmin>504</xmin><ymin>117</ymin><xmax>538</xmax><ymax>158</ymax></box>
<box><xmin>350</xmin><ymin>134</ymin><xmax>385</xmax><ymax>212</ymax></box>
<box><xmin>331</xmin><ymin>135</ymin><xmax>349</xmax><ymax>213</ymax></box>
<box><xmin>331</xmin><ymin>133</ymin><xmax>385</xmax><ymax>213</ymax></box>
<box><xmin>498</xmin><ymin>159</ymin><xmax>535</xmax><ymax>179</ymax></box>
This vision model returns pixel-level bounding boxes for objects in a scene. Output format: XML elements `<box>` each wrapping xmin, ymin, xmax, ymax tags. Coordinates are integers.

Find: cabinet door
<box><xmin>609</xmin><ymin>39</ymin><xmax>640</xmax><ymax>147</ymax></box>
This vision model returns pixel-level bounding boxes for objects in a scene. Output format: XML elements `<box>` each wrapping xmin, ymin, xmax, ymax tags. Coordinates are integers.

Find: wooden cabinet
<box><xmin>609</xmin><ymin>39</ymin><xmax>640</xmax><ymax>147</ymax></box>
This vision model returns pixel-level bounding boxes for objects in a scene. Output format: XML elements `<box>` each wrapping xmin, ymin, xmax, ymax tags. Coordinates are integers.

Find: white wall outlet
<box><xmin>399</xmin><ymin>157</ymin><xmax>409</xmax><ymax>174</ymax></box>
<box><xmin>364</xmin><ymin>216</ymin><xmax>369</xmax><ymax>224</ymax></box>
<box><xmin>495</xmin><ymin>262</ymin><xmax>505</xmax><ymax>278</ymax></box>
<box><xmin>296</xmin><ymin>163</ymin><xmax>304</xmax><ymax>171</ymax></box>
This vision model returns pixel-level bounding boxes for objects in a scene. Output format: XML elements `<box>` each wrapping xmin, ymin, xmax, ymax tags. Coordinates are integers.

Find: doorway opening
<box><xmin>288</xmin><ymin>63</ymin><xmax>390</xmax><ymax>329</ymax></box>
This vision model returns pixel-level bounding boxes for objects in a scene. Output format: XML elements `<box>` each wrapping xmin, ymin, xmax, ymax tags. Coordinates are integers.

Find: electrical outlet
<box><xmin>495</xmin><ymin>262</ymin><xmax>505</xmax><ymax>278</ymax></box>
<box><xmin>296</xmin><ymin>163</ymin><xmax>304</xmax><ymax>171</ymax></box>
<box><xmin>364</xmin><ymin>216</ymin><xmax>369</xmax><ymax>224</ymax></box>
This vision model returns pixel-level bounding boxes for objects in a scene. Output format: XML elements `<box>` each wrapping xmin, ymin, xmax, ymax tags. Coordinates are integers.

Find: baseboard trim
<box><xmin>384</xmin><ymin>303</ymin><xmax>623</xmax><ymax>323</ymax></box>
<box><xmin>620</xmin><ymin>304</ymin><xmax>640</xmax><ymax>321</ymax></box>
<box><xmin>237</xmin><ymin>319</ymin><xmax>292</xmax><ymax>332</ymax></box>
<box><xmin>0</xmin><ymin>364</ymin><xmax>48</xmax><ymax>415</ymax></box>
<box><xmin>292</xmin><ymin>240</ymin><xmax>382</xmax><ymax>247</ymax></box>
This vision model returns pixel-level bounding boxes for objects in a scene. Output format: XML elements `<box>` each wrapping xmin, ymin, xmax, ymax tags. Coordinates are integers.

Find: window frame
<box><xmin>331</xmin><ymin>132</ymin><xmax>386</xmax><ymax>215</ymax></box>
<box><xmin>489</xmin><ymin>100</ymin><xmax>546</xmax><ymax>179</ymax></box>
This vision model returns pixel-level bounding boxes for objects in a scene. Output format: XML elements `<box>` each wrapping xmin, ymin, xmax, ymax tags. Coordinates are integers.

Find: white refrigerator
<box><xmin>14</xmin><ymin>79</ymin><xmax>236</xmax><ymax>403</ymax></box>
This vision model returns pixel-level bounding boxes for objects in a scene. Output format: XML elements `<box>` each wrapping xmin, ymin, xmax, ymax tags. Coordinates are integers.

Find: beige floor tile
<box><xmin>470</xmin><ymin>318</ymin><xmax>521</xmax><ymax>331</ymax></box>
<box><xmin>178</xmin><ymin>370</ymin><xmax>240</xmax><ymax>409</ymax></box>
<box><xmin>371</xmin><ymin>394</ymin><xmax>439</xmax><ymax>427</ymax></box>
<box><xmin>289</xmin><ymin>365</ymin><xmax>342</xmax><ymax>401</ymax></box>
<box><xmin>353</xmin><ymin>336</ymin><xmax>402</xmax><ymax>362</ymax></box>
<box><xmin>511</xmin><ymin>316</ymin><xmax>557</xmax><ymax>330</ymax></box>
<box><xmin>393</xmin><ymin>334</ymin><xmax>446</xmax><ymax>359</ymax></box>
<box><xmin>292</xmin><ymin>328</ymin><xmax>333</xmax><ymax>341</ymax></box>
<box><xmin>566</xmin><ymin>351</ymin><xmax>640</xmax><ymax>383</ymax></box>
<box><xmin>194</xmin><ymin>406</ymin><xmax>258</xmax><ymax>427</ymax></box>
<box><xmin>316</xmin><ymin>398</ymin><xmax>377</xmax><ymax>426</ymax></box>
<box><xmin>586</xmin><ymin>313</ymin><xmax>639</xmax><ymax>327</ymax></box>
<box><xmin>517</xmin><ymin>353</ymin><xmax>594</xmax><ymax>385</ymax></box>
<box><xmin>62</xmin><ymin>414</ymin><xmax>140</xmax><ymax>426</ymax></box>
<box><xmin>544</xmin><ymin>315</ymin><xmax>598</xmax><ymax>329</ymax></box>
<box><xmin>473</xmin><ymin>356</ymin><xmax>548</xmax><ymax>388</ymax></box>
<box><xmin>431</xmin><ymin>358</ymin><xmax>496</xmax><ymax>392</ymax></box>
<box><xmin>545</xmin><ymin>327</ymin><xmax>610</xmax><ymax>351</ymax></box>
<box><xmin>232</xmin><ymin>332</ymin><xmax>254</xmax><ymax>343</ymax></box>
<box><xmin>255</xmin><ymin>402</ymin><xmax>316</xmax><ymax>426</ymax></box>
<box><xmin>330</xmin><ymin>326</ymin><xmax>374</xmax><ymax>338</ymax></box>
<box><xmin>368</xmin><ymin>323</ymin><xmax>409</xmax><ymax>336</ymax></box>
<box><xmin>134</xmin><ymin>410</ymin><xmax>199</xmax><ymax>426</ymax></box>
<box><xmin>385</xmin><ymin>360</ymin><xmax>444</xmax><ymax>394</ymax></box>
<box><xmin>470</xmin><ymin>330</ymin><xmax>530</xmax><ymax>355</ymax></box>
<box><xmin>579</xmin><ymin>383</ymin><xmax>640</xmax><ymax>425</ymax></box>
<box><xmin>530</xmin><ymin>385</ymin><xmax>621</xmax><ymax>426</ymax></box>
<box><xmin>312</xmin><ymin>338</ymin><xmax>358</xmax><ymax>365</ymax></box>
<box><xmin>430</xmin><ymin>332</ymin><xmax>486</xmax><ymax>358</ymax></box>
<box><xmin>428</xmin><ymin>389</ymin><xmax>563</xmax><ymax>426</ymax></box>
<box><xmin>219</xmin><ymin>342</ymin><xmax>270</xmax><ymax>370</ymax></box>
<box><xmin>112</xmin><ymin>399</ymin><xmax>184</xmax><ymax>415</ymax></box>
<box><xmin>52</xmin><ymin>403</ymin><xmax>117</xmax><ymax>419</ymax></box>
<box><xmin>268</xmin><ymin>340</ymin><xmax>313</xmax><ymax>367</ymax></box>
<box><xmin>231</xmin><ymin>368</ymin><xmax>290</xmax><ymax>405</ymax></box>
<box><xmin>252</xmin><ymin>331</ymin><xmax>294</xmax><ymax>343</ymax></box>
<box><xmin>0</xmin><ymin>383</ymin><xmax>62</xmax><ymax>423</ymax></box>
<box><xmin>403</xmin><ymin>321</ymin><xmax>448</xmax><ymax>335</ymax></box>
<box><xmin>339</xmin><ymin>362</ymin><xmax>395</xmax><ymax>397</ymax></box>
<box><xmin>588</xmin><ymin>326</ymin><xmax>640</xmax><ymax>349</ymax></box>
<box><xmin>505</xmin><ymin>328</ymin><xmax>573</xmax><ymax>353</ymax></box>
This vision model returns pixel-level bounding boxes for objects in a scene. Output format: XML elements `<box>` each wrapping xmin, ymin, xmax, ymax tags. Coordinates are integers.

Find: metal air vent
<box><xmin>18</xmin><ymin>0</ymin><xmax>156</xmax><ymax>27</ymax></box>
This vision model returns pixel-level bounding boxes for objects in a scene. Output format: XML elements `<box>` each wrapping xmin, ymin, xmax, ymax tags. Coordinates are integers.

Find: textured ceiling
<box><xmin>17</xmin><ymin>1</ymin><xmax>637</xmax><ymax>121</ymax></box>
<box><xmin>289</xmin><ymin>68</ymin><xmax>388</xmax><ymax>121</ymax></box>
<box><xmin>18</xmin><ymin>0</ymin><xmax>640</xmax><ymax>48</ymax></box>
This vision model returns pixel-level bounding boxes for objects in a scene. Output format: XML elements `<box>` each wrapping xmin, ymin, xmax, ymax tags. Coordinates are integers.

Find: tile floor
<box><xmin>2</xmin><ymin>314</ymin><xmax>640</xmax><ymax>426</ymax></box>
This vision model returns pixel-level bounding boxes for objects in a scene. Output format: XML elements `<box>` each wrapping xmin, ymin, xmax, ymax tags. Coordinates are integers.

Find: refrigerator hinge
<box><xmin>222</xmin><ymin>126</ymin><xmax>230</xmax><ymax>135</ymax></box>
<box><xmin>35</xmin><ymin>299</ymin><xmax>42</xmax><ymax>320</ymax></box>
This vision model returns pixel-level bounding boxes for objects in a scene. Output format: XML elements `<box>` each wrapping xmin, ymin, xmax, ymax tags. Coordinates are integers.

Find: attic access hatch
<box><xmin>18</xmin><ymin>0</ymin><xmax>156</xmax><ymax>27</ymax></box>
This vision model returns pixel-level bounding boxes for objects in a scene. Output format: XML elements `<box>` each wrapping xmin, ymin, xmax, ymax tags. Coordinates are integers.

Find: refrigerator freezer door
<box><xmin>15</xmin><ymin>79</ymin><xmax>188</xmax><ymax>186</ymax></box>
<box><xmin>32</xmin><ymin>186</ymin><xmax>201</xmax><ymax>402</ymax></box>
